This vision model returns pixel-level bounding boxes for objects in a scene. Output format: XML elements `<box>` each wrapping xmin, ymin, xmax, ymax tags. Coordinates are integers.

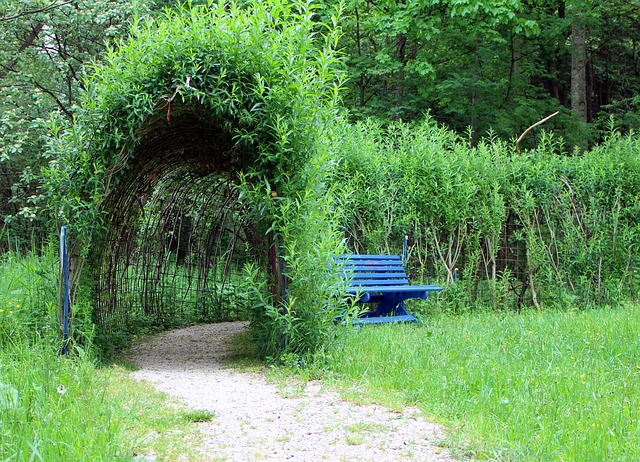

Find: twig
<box><xmin>515</xmin><ymin>111</ymin><xmax>560</xmax><ymax>153</ymax></box>
<box><xmin>1</xmin><ymin>1</ymin><xmax>73</xmax><ymax>21</ymax></box>
<box><xmin>163</xmin><ymin>77</ymin><xmax>198</xmax><ymax>124</ymax></box>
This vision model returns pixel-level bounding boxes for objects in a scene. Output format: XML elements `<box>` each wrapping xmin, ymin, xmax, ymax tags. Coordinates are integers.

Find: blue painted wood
<box><xmin>60</xmin><ymin>225</ymin><xmax>70</xmax><ymax>355</ymax></box>
<box><xmin>334</xmin><ymin>254</ymin><xmax>442</xmax><ymax>325</ymax></box>
<box><xmin>351</xmin><ymin>314</ymin><xmax>417</xmax><ymax>326</ymax></box>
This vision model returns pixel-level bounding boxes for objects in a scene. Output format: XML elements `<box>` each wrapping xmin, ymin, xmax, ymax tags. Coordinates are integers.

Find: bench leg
<box><xmin>354</xmin><ymin>302</ymin><xmax>417</xmax><ymax>325</ymax></box>
<box><xmin>360</xmin><ymin>297</ymin><xmax>411</xmax><ymax>317</ymax></box>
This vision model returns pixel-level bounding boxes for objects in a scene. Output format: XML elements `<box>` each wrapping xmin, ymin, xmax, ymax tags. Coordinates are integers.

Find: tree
<box><xmin>570</xmin><ymin>3</ymin><xmax>588</xmax><ymax>124</ymax></box>
<box><xmin>329</xmin><ymin>0</ymin><xmax>639</xmax><ymax>146</ymax></box>
<box><xmin>0</xmin><ymin>0</ymin><xmax>157</xmax><ymax>248</ymax></box>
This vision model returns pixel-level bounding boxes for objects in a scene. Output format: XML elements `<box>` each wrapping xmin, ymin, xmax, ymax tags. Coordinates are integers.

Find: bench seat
<box><xmin>334</xmin><ymin>254</ymin><xmax>442</xmax><ymax>325</ymax></box>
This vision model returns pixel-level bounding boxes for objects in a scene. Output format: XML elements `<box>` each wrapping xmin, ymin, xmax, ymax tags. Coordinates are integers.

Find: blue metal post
<box><xmin>402</xmin><ymin>235</ymin><xmax>408</xmax><ymax>264</ymax></box>
<box><xmin>278</xmin><ymin>234</ymin><xmax>287</xmax><ymax>305</ymax></box>
<box><xmin>60</xmin><ymin>226</ymin><xmax>70</xmax><ymax>355</ymax></box>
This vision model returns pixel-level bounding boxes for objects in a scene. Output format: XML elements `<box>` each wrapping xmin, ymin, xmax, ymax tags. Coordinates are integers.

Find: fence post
<box><xmin>277</xmin><ymin>233</ymin><xmax>287</xmax><ymax>351</ymax></box>
<box><xmin>402</xmin><ymin>235</ymin><xmax>408</xmax><ymax>264</ymax></box>
<box><xmin>60</xmin><ymin>226</ymin><xmax>70</xmax><ymax>355</ymax></box>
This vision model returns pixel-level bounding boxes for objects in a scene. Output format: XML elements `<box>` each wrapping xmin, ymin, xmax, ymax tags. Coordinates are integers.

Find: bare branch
<box><xmin>515</xmin><ymin>111</ymin><xmax>560</xmax><ymax>153</ymax></box>
<box><xmin>0</xmin><ymin>1</ymin><xmax>72</xmax><ymax>22</ymax></box>
<box><xmin>32</xmin><ymin>80</ymin><xmax>73</xmax><ymax>118</ymax></box>
<box><xmin>0</xmin><ymin>23</ymin><xmax>44</xmax><ymax>80</ymax></box>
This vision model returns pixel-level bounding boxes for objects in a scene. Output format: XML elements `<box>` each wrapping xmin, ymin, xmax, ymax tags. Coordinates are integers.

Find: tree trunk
<box><xmin>470</xmin><ymin>34</ymin><xmax>482</xmax><ymax>146</ymax></box>
<box><xmin>571</xmin><ymin>17</ymin><xmax>588</xmax><ymax>123</ymax></box>
<box><xmin>393</xmin><ymin>33</ymin><xmax>407</xmax><ymax>120</ymax></box>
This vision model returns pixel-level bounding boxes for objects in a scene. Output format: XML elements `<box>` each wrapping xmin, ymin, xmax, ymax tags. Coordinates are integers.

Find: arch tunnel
<box><xmin>48</xmin><ymin>0</ymin><xmax>343</xmax><ymax>352</ymax></box>
<box><xmin>91</xmin><ymin>106</ymin><xmax>271</xmax><ymax>334</ymax></box>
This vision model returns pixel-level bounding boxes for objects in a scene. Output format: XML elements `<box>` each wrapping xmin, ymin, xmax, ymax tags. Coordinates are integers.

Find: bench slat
<box><xmin>351</xmin><ymin>314</ymin><xmax>418</xmax><ymax>326</ymax></box>
<box><xmin>333</xmin><ymin>254</ymin><xmax>442</xmax><ymax>325</ymax></box>
<box><xmin>337</xmin><ymin>261</ymin><xmax>402</xmax><ymax>266</ymax></box>
<box><xmin>346</xmin><ymin>272</ymin><xmax>409</xmax><ymax>279</ymax></box>
<box><xmin>345</xmin><ymin>284</ymin><xmax>441</xmax><ymax>292</ymax></box>
<box><xmin>340</xmin><ymin>262</ymin><xmax>403</xmax><ymax>268</ymax></box>
<box><xmin>334</xmin><ymin>254</ymin><xmax>403</xmax><ymax>259</ymax></box>
<box><xmin>349</xmin><ymin>280</ymin><xmax>410</xmax><ymax>286</ymax></box>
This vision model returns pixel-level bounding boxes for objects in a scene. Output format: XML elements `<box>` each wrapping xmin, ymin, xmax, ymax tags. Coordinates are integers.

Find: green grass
<box><xmin>0</xmin><ymin>250</ymin><xmax>211</xmax><ymax>461</ymax></box>
<box><xmin>6</xmin><ymin>247</ymin><xmax>640</xmax><ymax>460</ymax></box>
<box><xmin>0</xmin><ymin>340</ymin><xmax>209</xmax><ymax>461</ymax></box>
<box><xmin>324</xmin><ymin>306</ymin><xmax>640</xmax><ymax>461</ymax></box>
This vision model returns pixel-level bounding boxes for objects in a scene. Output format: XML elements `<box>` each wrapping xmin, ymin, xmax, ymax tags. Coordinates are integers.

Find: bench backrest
<box><xmin>333</xmin><ymin>254</ymin><xmax>410</xmax><ymax>287</ymax></box>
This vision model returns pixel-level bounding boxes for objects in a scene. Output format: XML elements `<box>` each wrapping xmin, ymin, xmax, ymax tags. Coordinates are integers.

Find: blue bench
<box><xmin>334</xmin><ymin>254</ymin><xmax>442</xmax><ymax>326</ymax></box>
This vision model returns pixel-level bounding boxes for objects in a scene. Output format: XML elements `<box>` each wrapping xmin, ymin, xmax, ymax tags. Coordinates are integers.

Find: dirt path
<box><xmin>128</xmin><ymin>322</ymin><xmax>455</xmax><ymax>461</ymax></box>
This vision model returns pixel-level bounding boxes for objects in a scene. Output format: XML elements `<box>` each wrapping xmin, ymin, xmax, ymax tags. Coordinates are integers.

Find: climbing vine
<box><xmin>43</xmin><ymin>0</ymin><xmax>344</xmax><ymax>247</ymax></box>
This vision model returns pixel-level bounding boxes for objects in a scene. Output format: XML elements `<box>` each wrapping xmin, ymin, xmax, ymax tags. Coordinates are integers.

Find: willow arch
<box><xmin>45</xmin><ymin>0</ymin><xmax>344</xmax><ymax>349</ymax></box>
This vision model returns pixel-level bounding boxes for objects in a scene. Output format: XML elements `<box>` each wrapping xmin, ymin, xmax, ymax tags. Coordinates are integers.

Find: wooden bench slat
<box><xmin>334</xmin><ymin>254</ymin><xmax>403</xmax><ymax>259</ymax></box>
<box><xmin>349</xmin><ymin>280</ymin><xmax>410</xmax><ymax>286</ymax></box>
<box><xmin>344</xmin><ymin>273</ymin><xmax>408</xmax><ymax>285</ymax></box>
<box><xmin>341</xmin><ymin>262</ymin><xmax>405</xmax><ymax>266</ymax></box>
<box><xmin>341</xmin><ymin>264</ymin><xmax>405</xmax><ymax>270</ymax></box>
<box><xmin>345</xmin><ymin>284</ymin><xmax>442</xmax><ymax>292</ymax></box>
<box><xmin>351</xmin><ymin>314</ymin><xmax>418</xmax><ymax>326</ymax></box>
<box><xmin>346</xmin><ymin>272</ymin><xmax>409</xmax><ymax>279</ymax></box>
<box><xmin>333</xmin><ymin>254</ymin><xmax>442</xmax><ymax>325</ymax></box>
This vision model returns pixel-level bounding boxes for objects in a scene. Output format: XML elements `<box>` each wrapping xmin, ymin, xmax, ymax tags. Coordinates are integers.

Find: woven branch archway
<box><xmin>46</xmin><ymin>0</ymin><xmax>343</xmax><ymax>342</ymax></box>
<box><xmin>92</xmin><ymin>106</ymin><xmax>268</xmax><ymax>334</ymax></box>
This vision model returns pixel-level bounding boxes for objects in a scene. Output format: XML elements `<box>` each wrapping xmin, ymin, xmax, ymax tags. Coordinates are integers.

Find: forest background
<box><xmin>1</xmin><ymin>0</ymin><xmax>639</xmax><ymax>249</ymax></box>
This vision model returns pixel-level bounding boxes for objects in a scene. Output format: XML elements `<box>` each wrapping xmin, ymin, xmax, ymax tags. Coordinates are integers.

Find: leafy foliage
<box><xmin>40</xmin><ymin>0</ymin><xmax>347</xmax><ymax>358</ymax></box>
<box><xmin>5</xmin><ymin>0</ymin><xmax>639</xmax><ymax>363</ymax></box>
<box><xmin>321</xmin><ymin>0</ymin><xmax>640</xmax><ymax>146</ymax></box>
<box><xmin>331</xmin><ymin>118</ymin><xmax>640</xmax><ymax>310</ymax></box>
<box><xmin>241</xmin><ymin>154</ymin><xmax>354</xmax><ymax>361</ymax></box>
<box><xmin>0</xmin><ymin>0</ymin><xmax>159</xmax><ymax>249</ymax></box>
<box><xmin>43</xmin><ymin>0</ymin><xmax>343</xmax><ymax>244</ymax></box>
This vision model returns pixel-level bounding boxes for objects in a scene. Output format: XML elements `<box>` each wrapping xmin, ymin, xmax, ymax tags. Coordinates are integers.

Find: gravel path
<box><xmin>128</xmin><ymin>321</ymin><xmax>455</xmax><ymax>461</ymax></box>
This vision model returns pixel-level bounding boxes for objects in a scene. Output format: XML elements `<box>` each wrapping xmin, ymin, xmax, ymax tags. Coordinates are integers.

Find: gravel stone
<box><xmin>129</xmin><ymin>321</ymin><xmax>455</xmax><ymax>461</ymax></box>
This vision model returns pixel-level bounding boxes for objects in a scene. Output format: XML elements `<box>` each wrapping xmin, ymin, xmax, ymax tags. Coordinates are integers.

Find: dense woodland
<box><xmin>1</xmin><ymin>0</ymin><xmax>639</xmax><ymax>249</ymax></box>
<box><xmin>2</xmin><ymin>5</ymin><xmax>640</xmax><ymax>460</ymax></box>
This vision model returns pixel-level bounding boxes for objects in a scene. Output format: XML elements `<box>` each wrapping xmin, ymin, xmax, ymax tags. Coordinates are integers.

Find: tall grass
<box><xmin>0</xmin><ymin>338</ymin><xmax>131</xmax><ymax>460</ymax></box>
<box><xmin>331</xmin><ymin>121</ymin><xmax>640</xmax><ymax>309</ymax></box>
<box><xmin>0</xmin><ymin>250</ymin><xmax>58</xmax><ymax>341</ymax></box>
<box><xmin>0</xmin><ymin>250</ymin><xmax>212</xmax><ymax>460</ymax></box>
<box><xmin>325</xmin><ymin>305</ymin><xmax>640</xmax><ymax>461</ymax></box>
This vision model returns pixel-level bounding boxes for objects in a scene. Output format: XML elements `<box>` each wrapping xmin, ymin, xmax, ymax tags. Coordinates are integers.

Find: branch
<box><xmin>0</xmin><ymin>23</ymin><xmax>44</xmax><ymax>81</ymax></box>
<box><xmin>32</xmin><ymin>80</ymin><xmax>73</xmax><ymax>118</ymax></box>
<box><xmin>515</xmin><ymin>111</ymin><xmax>560</xmax><ymax>153</ymax></box>
<box><xmin>0</xmin><ymin>1</ymin><xmax>72</xmax><ymax>22</ymax></box>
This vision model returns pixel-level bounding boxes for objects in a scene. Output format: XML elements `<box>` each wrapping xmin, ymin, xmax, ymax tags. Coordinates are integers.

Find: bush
<box><xmin>41</xmin><ymin>0</ymin><xmax>346</xmax><ymax>359</ymax></box>
<box><xmin>331</xmin><ymin>119</ymin><xmax>640</xmax><ymax>311</ymax></box>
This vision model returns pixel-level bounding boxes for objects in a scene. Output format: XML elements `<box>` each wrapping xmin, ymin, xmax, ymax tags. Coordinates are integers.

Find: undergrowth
<box><xmin>0</xmin><ymin>250</ymin><xmax>214</xmax><ymax>461</ymax></box>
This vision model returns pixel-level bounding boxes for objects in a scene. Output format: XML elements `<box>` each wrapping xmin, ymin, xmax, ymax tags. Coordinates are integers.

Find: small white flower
<box><xmin>57</xmin><ymin>385</ymin><xmax>67</xmax><ymax>395</ymax></box>
<box><xmin>500</xmin><ymin>397</ymin><xmax>509</xmax><ymax>404</ymax></box>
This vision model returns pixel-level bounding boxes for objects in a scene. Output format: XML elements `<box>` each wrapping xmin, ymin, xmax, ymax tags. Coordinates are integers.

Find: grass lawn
<box><xmin>0</xmin><ymin>331</ymin><xmax>216</xmax><ymax>461</ymax></box>
<box><xmin>324</xmin><ymin>305</ymin><xmax>640</xmax><ymax>461</ymax></box>
<box><xmin>0</xmin><ymin>251</ymin><xmax>212</xmax><ymax>461</ymax></box>
<box><xmin>4</xmin><ymin>251</ymin><xmax>640</xmax><ymax>460</ymax></box>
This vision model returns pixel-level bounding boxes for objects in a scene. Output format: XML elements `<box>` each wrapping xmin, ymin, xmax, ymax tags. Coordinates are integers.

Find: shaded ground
<box><xmin>128</xmin><ymin>321</ymin><xmax>455</xmax><ymax>461</ymax></box>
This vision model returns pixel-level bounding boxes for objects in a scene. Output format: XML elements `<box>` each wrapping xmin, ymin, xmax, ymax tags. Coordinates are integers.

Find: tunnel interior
<box><xmin>91</xmin><ymin>105</ymin><xmax>269</xmax><ymax>334</ymax></box>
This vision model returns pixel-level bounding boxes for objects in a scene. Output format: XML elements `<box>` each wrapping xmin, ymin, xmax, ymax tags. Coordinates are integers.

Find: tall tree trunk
<box><xmin>470</xmin><ymin>34</ymin><xmax>482</xmax><ymax>146</ymax></box>
<box><xmin>504</xmin><ymin>33</ymin><xmax>521</xmax><ymax>105</ymax></box>
<box><xmin>571</xmin><ymin>15</ymin><xmax>588</xmax><ymax>123</ymax></box>
<box><xmin>393</xmin><ymin>33</ymin><xmax>407</xmax><ymax>120</ymax></box>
